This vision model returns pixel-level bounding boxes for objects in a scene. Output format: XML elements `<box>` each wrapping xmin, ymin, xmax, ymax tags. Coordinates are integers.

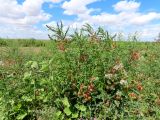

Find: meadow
<box><xmin>0</xmin><ymin>23</ymin><xmax>160</xmax><ymax>120</ymax></box>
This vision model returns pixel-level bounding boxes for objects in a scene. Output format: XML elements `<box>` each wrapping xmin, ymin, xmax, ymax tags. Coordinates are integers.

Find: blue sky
<box><xmin>0</xmin><ymin>0</ymin><xmax>160</xmax><ymax>41</ymax></box>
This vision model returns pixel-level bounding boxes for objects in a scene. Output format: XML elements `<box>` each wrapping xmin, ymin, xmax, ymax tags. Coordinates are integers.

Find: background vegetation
<box><xmin>0</xmin><ymin>23</ymin><xmax>160</xmax><ymax>120</ymax></box>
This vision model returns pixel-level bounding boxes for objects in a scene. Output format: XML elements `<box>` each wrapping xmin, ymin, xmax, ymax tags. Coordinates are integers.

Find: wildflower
<box><xmin>88</xmin><ymin>83</ymin><xmax>94</xmax><ymax>92</ymax></box>
<box><xmin>110</xmin><ymin>68</ymin><xmax>116</xmax><ymax>74</ymax></box>
<box><xmin>116</xmin><ymin>91</ymin><xmax>122</xmax><ymax>96</ymax></box>
<box><xmin>105</xmin><ymin>73</ymin><xmax>113</xmax><ymax>79</ymax></box>
<box><xmin>110</xmin><ymin>63</ymin><xmax>123</xmax><ymax>74</ymax></box>
<box><xmin>115</xmin><ymin>91</ymin><xmax>122</xmax><ymax>100</ymax></box>
<box><xmin>137</xmin><ymin>84</ymin><xmax>143</xmax><ymax>91</ymax></box>
<box><xmin>120</xmin><ymin>79</ymin><xmax>128</xmax><ymax>85</ymax></box>
<box><xmin>113</xmin><ymin>63</ymin><xmax>123</xmax><ymax>70</ymax></box>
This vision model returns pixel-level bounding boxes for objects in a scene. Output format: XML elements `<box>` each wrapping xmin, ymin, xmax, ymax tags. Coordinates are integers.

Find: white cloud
<box><xmin>0</xmin><ymin>24</ymin><xmax>48</xmax><ymax>39</ymax></box>
<box><xmin>53</xmin><ymin>0</ymin><xmax>64</xmax><ymax>3</ymax></box>
<box><xmin>87</xmin><ymin>11</ymin><xmax>160</xmax><ymax>27</ymax></box>
<box><xmin>0</xmin><ymin>0</ymin><xmax>63</xmax><ymax>39</ymax></box>
<box><xmin>62</xmin><ymin>0</ymin><xmax>99</xmax><ymax>15</ymax></box>
<box><xmin>22</xmin><ymin>0</ymin><xmax>44</xmax><ymax>16</ymax></box>
<box><xmin>113</xmin><ymin>0</ymin><xmax>140</xmax><ymax>12</ymax></box>
<box><xmin>138</xmin><ymin>24</ymin><xmax>160</xmax><ymax>41</ymax></box>
<box><xmin>130</xmin><ymin>12</ymin><xmax>160</xmax><ymax>25</ymax></box>
<box><xmin>0</xmin><ymin>0</ymin><xmax>52</xmax><ymax>26</ymax></box>
<box><xmin>0</xmin><ymin>0</ymin><xmax>24</xmax><ymax>19</ymax></box>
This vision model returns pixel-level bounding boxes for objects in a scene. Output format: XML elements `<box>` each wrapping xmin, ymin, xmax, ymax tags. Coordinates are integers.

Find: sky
<box><xmin>0</xmin><ymin>0</ymin><xmax>160</xmax><ymax>41</ymax></box>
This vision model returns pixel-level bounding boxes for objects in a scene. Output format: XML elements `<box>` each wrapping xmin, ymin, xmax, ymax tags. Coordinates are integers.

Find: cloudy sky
<box><xmin>0</xmin><ymin>0</ymin><xmax>160</xmax><ymax>41</ymax></box>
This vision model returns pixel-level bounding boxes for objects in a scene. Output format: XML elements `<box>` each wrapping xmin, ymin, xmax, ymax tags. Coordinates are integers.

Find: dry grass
<box><xmin>19</xmin><ymin>47</ymin><xmax>43</xmax><ymax>54</ymax></box>
<box><xmin>0</xmin><ymin>47</ymin><xmax>44</xmax><ymax>55</ymax></box>
<box><xmin>0</xmin><ymin>47</ymin><xmax>47</xmax><ymax>68</ymax></box>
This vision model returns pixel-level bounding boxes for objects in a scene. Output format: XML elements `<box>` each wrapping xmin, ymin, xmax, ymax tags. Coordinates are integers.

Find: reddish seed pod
<box><xmin>85</xmin><ymin>96</ymin><xmax>91</xmax><ymax>101</ymax></box>
<box><xmin>83</xmin><ymin>94</ymin><xmax>88</xmax><ymax>99</ymax></box>
<box><xmin>137</xmin><ymin>84</ymin><xmax>143</xmax><ymax>91</ymax></box>
<box><xmin>80</xmin><ymin>84</ymin><xmax>84</xmax><ymax>90</ymax></box>
<box><xmin>131</xmin><ymin>51</ymin><xmax>140</xmax><ymax>61</ymax></box>
<box><xmin>88</xmin><ymin>96</ymin><xmax>91</xmax><ymax>101</ymax></box>
<box><xmin>90</xmin><ymin>83</ymin><xmax>94</xmax><ymax>88</ymax></box>
<box><xmin>79</xmin><ymin>54</ymin><xmax>89</xmax><ymax>62</ymax></box>
<box><xmin>129</xmin><ymin>93</ymin><xmax>137</xmax><ymax>99</ymax></box>
<box><xmin>57</xmin><ymin>42</ymin><xmax>65</xmax><ymax>51</ymax></box>
<box><xmin>83</xmin><ymin>91</ymin><xmax>90</xmax><ymax>99</ymax></box>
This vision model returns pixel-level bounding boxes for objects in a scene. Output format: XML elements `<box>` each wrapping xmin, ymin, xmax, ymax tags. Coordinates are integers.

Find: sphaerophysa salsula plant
<box><xmin>83</xmin><ymin>24</ymin><xmax>116</xmax><ymax>47</ymax></box>
<box><xmin>1</xmin><ymin>22</ymin><xmax>160</xmax><ymax>120</ymax></box>
<box><xmin>41</xmin><ymin>22</ymin><xmax>144</xmax><ymax>119</ymax></box>
<box><xmin>46</xmin><ymin>21</ymin><xmax>69</xmax><ymax>41</ymax></box>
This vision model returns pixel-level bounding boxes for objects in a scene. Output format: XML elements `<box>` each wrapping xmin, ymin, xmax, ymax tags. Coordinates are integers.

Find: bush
<box><xmin>0</xmin><ymin>39</ymin><xmax>8</xmax><ymax>46</ymax></box>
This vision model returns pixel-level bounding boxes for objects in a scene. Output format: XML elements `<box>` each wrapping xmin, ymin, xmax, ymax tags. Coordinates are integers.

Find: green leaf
<box><xmin>23</xmin><ymin>72</ymin><xmax>31</xmax><ymax>80</ymax></box>
<box><xmin>22</xmin><ymin>96</ymin><xmax>32</xmax><ymax>102</ymax></box>
<box><xmin>62</xmin><ymin>97</ymin><xmax>70</xmax><ymax>107</ymax></box>
<box><xmin>31</xmin><ymin>79</ymin><xmax>35</xmax><ymax>85</ymax></box>
<box><xmin>40</xmin><ymin>61</ymin><xmax>49</xmax><ymax>72</ymax></box>
<box><xmin>25</xmin><ymin>61</ymin><xmax>33</xmax><ymax>67</ymax></box>
<box><xmin>13</xmin><ymin>103</ymin><xmax>22</xmax><ymax>112</ymax></box>
<box><xmin>16</xmin><ymin>112</ymin><xmax>27</xmax><ymax>120</ymax></box>
<box><xmin>31</xmin><ymin>61</ymin><xmax>38</xmax><ymax>69</ymax></box>
<box><xmin>49</xmin><ymin>58</ymin><xmax>54</xmax><ymax>64</ymax></box>
<box><xmin>75</xmin><ymin>104</ymin><xmax>80</xmax><ymax>109</ymax></box>
<box><xmin>79</xmin><ymin>105</ymin><xmax>86</xmax><ymax>112</ymax></box>
<box><xmin>56</xmin><ymin>111</ymin><xmax>62</xmax><ymax>117</ymax></box>
<box><xmin>75</xmin><ymin>104</ymin><xmax>86</xmax><ymax>112</ymax></box>
<box><xmin>64</xmin><ymin>107</ymin><xmax>71</xmax><ymax>116</ymax></box>
<box><xmin>72</xmin><ymin>112</ymin><xmax>79</xmax><ymax>118</ymax></box>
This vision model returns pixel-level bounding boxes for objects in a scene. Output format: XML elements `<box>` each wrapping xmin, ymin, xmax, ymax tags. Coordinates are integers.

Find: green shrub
<box><xmin>0</xmin><ymin>39</ymin><xmax>8</xmax><ymax>46</ymax></box>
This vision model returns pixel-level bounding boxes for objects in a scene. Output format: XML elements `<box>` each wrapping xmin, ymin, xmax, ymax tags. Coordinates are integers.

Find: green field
<box><xmin>0</xmin><ymin>24</ymin><xmax>160</xmax><ymax>120</ymax></box>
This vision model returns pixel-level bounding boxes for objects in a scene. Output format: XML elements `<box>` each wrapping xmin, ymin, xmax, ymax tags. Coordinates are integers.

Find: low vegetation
<box><xmin>0</xmin><ymin>23</ymin><xmax>160</xmax><ymax>120</ymax></box>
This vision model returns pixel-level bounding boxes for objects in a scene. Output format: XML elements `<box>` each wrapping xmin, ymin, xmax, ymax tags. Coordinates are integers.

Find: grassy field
<box><xmin>0</xmin><ymin>25</ymin><xmax>160</xmax><ymax>119</ymax></box>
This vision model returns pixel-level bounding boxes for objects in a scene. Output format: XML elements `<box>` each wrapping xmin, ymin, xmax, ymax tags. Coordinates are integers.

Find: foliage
<box><xmin>0</xmin><ymin>39</ymin><xmax>48</xmax><ymax>47</ymax></box>
<box><xmin>46</xmin><ymin>21</ymin><xmax>69</xmax><ymax>41</ymax></box>
<box><xmin>0</xmin><ymin>38</ymin><xmax>8</xmax><ymax>46</ymax></box>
